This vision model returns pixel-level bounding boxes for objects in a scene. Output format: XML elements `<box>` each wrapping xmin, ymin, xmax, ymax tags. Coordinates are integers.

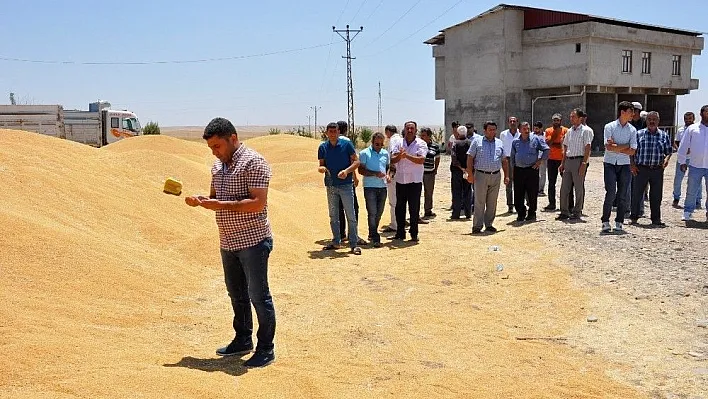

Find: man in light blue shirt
<box><xmin>601</xmin><ymin>101</ymin><xmax>637</xmax><ymax>233</ymax></box>
<box><xmin>358</xmin><ymin>132</ymin><xmax>391</xmax><ymax>247</ymax></box>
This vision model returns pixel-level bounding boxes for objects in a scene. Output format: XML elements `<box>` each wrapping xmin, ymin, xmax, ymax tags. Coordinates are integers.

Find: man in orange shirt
<box><xmin>544</xmin><ymin>113</ymin><xmax>568</xmax><ymax>210</ymax></box>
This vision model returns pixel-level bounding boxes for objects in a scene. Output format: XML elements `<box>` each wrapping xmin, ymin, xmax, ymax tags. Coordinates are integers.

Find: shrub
<box><xmin>433</xmin><ymin>127</ymin><xmax>444</xmax><ymax>145</ymax></box>
<box><xmin>359</xmin><ymin>126</ymin><xmax>373</xmax><ymax>144</ymax></box>
<box><xmin>143</xmin><ymin>121</ymin><xmax>160</xmax><ymax>135</ymax></box>
<box><xmin>268</xmin><ymin>128</ymin><xmax>282</xmax><ymax>135</ymax></box>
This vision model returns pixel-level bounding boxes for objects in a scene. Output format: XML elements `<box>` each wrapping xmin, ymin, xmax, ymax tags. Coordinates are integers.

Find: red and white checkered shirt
<box><xmin>210</xmin><ymin>144</ymin><xmax>272</xmax><ymax>251</ymax></box>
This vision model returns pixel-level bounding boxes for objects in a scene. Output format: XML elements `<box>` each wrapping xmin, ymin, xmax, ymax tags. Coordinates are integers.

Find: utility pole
<box><xmin>307</xmin><ymin>114</ymin><xmax>312</xmax><ymax>134</ymax></box>
<box><xmin>333</xmin><ymin>25</ymin><xmax>363</xmax><ymax>138</ymax></box>
<box><xmin>377</xmin><ymin>81</ymin><xmax>382</xmax><ymax>132</ymax></box>
<box><xmin>311</xmin><ymin>105</ymin><xmax>321</xmax><ymax>136</ymax></box>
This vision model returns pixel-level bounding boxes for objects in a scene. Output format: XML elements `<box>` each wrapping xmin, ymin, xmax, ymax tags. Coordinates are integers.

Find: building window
<box><xmin>672</xmin><ymin>55</ymin><xmax>681</xmax><ymax>76</ymax></box>
<box><xmin>575</xmin><ymin>43</ymin><xmax>581</xmax><ymax>53</ymax></box>
<box><xmin>641</xmin><ymin>52</ymin><xmax>651</xmax><ymax>74</ymax></box>
<box><xmin>622</xmin><ymin>50</ymin><xmax>632</xmax><ymax>73</ymax></box>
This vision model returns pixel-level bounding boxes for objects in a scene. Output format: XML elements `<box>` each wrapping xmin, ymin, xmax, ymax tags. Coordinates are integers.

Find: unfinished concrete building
<box><xmin>425</xmin><ymin>4</ymin><xmax>704</xmax><ymax>150</ymax></box>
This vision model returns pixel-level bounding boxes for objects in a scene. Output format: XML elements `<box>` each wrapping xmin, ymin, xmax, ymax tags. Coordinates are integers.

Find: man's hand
<box><xmin>680</xmin><ymin>164</ymin><xmax>688</xmax><ymax>173</ymax></box>
<box><xmin>385</xmin><ymin>175</ymin><xmax>392</xmax><ymax>184</ymax></box>
<box><xmin>663</xmin><ymin>158</ymin><xmax>670</xmax><ymax>168</ymax></box>
<box><xmin>466</xmin><ymin>172</ymin><xmax>474</xmax><ymax>184</ymax></box>
<box><xmin>337</xmin><ymin>170</ymin><xmax>348</xmax><ymax>180</ymax></box>
<box><xmin>198</xmin><ymin>199</ymin><xmax>223</xmax><ymax>210</ymax></box>
<box><xmin>559</xmin><ymin>163</ymin><xmax>565</xmax><ymax>174</ymax></box>
<box><xmin>532</xmin><ymin>160</ymin><xmax>543</xmax><ymax>170</ymax></box>
<box><xmin>503</xmin><ymin>176</ymin><xmax>510</xmax><ymax>186</ymax></box>
<box><xmin>318</xmin><ymin>166</ymin><xmax>327</xmax><ymax>174</ymax></box>
<box><xmin>579</xmin><ymin>163</ymin><xmax>588</xmax><ymax>177</ymax></box>
<box><xmin>185</xmin><ymin>196</ymin><xmax>201</xmax><ymax>207</ymax></box>
<box><xmin>375</xmin><ymin>171</ymin><xmax>386</xmax><ymax>178</ymax></box>
<box><xmin>630</xmin><ymin>165</ymin><xmax>638</xmax><ymax>176</ymax></box>
<box><xmin>353</xmin><ymin>176</ymin><xmax>359</xmax><ymax>188</ymax></box>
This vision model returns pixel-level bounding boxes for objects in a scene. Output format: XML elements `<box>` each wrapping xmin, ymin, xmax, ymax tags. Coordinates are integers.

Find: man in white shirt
<box><xmin>500</xmin><ymin>116</ymin><xmax>520</xmax><ymax>214</ymax></box>
<box><xmin>673</xmin><ymin>112</ymin><xmax>703</xmax><ymax>208</ymax></box>
<box><xmin>381</xmin><ymin>125</ymin><xmax>402</xmax><ymax>233</ymax></box>
<box><xmin>390</xmin><ymin>121</ymin><xmax>428</xmax><ymax>241</ymax></box>
<box><xmin>557</xmin><ymin>109</ymin><xmax>594</xmax><ymax>220</ymax></box>
<box><xmin>678</xmin><ymin>105</ymin><xmax>708</xmax><ymax>221</ymax></box>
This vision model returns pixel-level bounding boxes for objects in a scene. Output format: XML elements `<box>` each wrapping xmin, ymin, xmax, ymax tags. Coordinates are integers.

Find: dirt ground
<box><xmin>0</xmin><ymin>131</ymin><xmax>705</xmax><ymax>398</ymax></box>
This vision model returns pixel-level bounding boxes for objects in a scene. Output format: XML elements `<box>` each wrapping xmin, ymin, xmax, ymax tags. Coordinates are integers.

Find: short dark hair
<box><xmin>572</xmin><ymin>108</ymin><xmax>587</xmax><ymax>118</ymax></box>
<box><xmin>451</xmin><ymin>121</ymin><xmax>459</xmax><ymax>128</ymax></box>
<box><xmin>483</xmin><ymin>121</ymin><xmax>497</xmax><ymax>130</ymax></box>
<box><xmin>203</xmin><ymin>117</ymin><xmax>237</xmax><ymax>140</ymax></box>
<box><xmin>384</xmin><ymin>125</ymin><xmax>397</xmax><ymax>134</ymax></box>
<box><xmin>685</xmin><ymin>111</ymin><xmax>695</xmax><ymax>117</ymax></box>
<box><xmin>372</xmin><ymin>132</ymin><xmax>385</xmax><ymax>142</ymax></box>
<box><xmin>404</xmin><ymin>121</ymin><xmax>417</xmax><ymax>129</ymax></box>
<box><xmin>465</xmin><ymin>122</ymin><xmax>474</xmax><ymax>128</ymax></box>
<box><xmin>534</xmin><ymin>121</ymin><xmax>543</xmax><ymax>129</ymax></box>
<box><xmin>618</xmin><ymin>101</ymin><xmax>634</xmax><ymax>114</ymax></box>
<box><xmin>420</xmin><ymin>127</ymin><xmax>433</xmax><ymax>136</ymax></box>
<box><xmin>701</xmin><ymin>105</ymin><xmax>708</xmax><ymax>114</ymax></box>
<box><xmin>337</xmin><ymin>120</ymin><xmax>348</xmax><ymax>135</ymax></box>
<box><xmin>326</xmin><ymin>122</ymin><xmax>338</xmax><ymax>130</ymax></box>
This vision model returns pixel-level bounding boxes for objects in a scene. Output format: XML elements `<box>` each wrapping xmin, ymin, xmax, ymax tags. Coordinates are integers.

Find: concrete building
<box><xmin>425</xmin><ymin>4</ymin><xmax>704</xmax><ymax>150</ymax></box>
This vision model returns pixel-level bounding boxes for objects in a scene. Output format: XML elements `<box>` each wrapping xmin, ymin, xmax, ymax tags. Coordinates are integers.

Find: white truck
<box><xmin>0</xmin><ymin>101</ymin><xmax>142</xmax><ymax>147</ymax></box>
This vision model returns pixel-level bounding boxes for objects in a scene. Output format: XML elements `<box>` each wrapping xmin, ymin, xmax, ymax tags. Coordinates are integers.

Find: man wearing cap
<box><xmin>466</xmin><ymin>121</ymin><xmax>510</xmax><ymax>233</ymax></box>
<box><xmin>533</xmin><ymin>121</ymin><xmax>548</xmax><ymax>197</ymax></box>
<box><xmin>630</xmin><ymin>102</ymin><xmax>647</xmax><ymax>131</ymax></box>
<box><xmin>630</xmin><ymin>111</ymin><xmax>672</xmax><ymax>226</ymax></box>
<box><xmin>510</xmin><ymin>122</ymin><xmax>550</xmax><ymax>221</ymax></box>
<box><xmin>673</xmin><ymin>111</ymin><xmax>703</xmax><ymax>209</ymax></box>
<box><xmin>601</xmin><ymin>101</ymin><xmax>637</xmax><ymax>233</ymax></box>
<box><xmin>544</xmin><ymin>114</ymin><xmax>568</xmax><ymax>211</ymax></box>
<box><xmin>390</xmin><ymin>121</ymin><xmax>428</xmax><ymax>242</ymax></box>
<box><xmin>318</xmin><ymin>122</ymin><xmax>362</xmax><ymax>255</ymax></box>
<box><xmin>678</xmin><ymin>105</ymin><xmax>708</xmax><ymax>222</ymax></box>
<box><xmin>381</xmin><ymin>125</ymin><xmax>401</xmax><ymax>233</ymax></box>
<box><xmin>557</xmin><ymin>109</ymin><xmax>593</xmax><ymax>220</ymax></box>
<box><xmin>450</xmin><ymin>125</ymin><xmax>473</xmax><ymax>219</ymax></box>
<box><xmin>500</xmin><ymin>116</ymin><xmax>521</xmax><ymax>214</ymax></box>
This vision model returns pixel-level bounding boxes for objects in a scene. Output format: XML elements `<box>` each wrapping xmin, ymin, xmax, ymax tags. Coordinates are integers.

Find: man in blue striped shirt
<box><xmin>630</xmin><ymin>111</ymin><xmax>672</xmax><ymax>226</ymax></box>
<box><xmin>465</xmin><ymin>121</ymin><xmax>510</xmax><ymax>234</ymax></box>
<box><xmin>510</xmin><ymin>122</ymin><xmax>549</xmax><ymax>222</ymax></box>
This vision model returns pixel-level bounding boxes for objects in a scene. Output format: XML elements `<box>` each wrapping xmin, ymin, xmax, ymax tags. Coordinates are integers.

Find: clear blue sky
<box><xmin>0</xmin><ymin>0</ymin><xmax>705</xmax><ymax>127</ymax></box>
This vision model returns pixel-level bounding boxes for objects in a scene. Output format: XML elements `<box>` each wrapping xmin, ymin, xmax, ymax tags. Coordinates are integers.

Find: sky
<box><xmin>0</xmin><ymin>0</ymin><xmax>705</xmax><ymax>128</ymax></box>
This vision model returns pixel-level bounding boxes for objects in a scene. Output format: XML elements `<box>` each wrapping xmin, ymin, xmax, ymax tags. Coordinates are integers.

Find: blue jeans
<box><xmin>363</xmin><ymin>187</ymin><xmax>387</xmax><ymax>243</ymax></box>
<box><xmin>684</xmin><ymin>166</ymin><xmax>708</xmax><ymax>214</ymax></box>
<box><xmin>602</xmin><ymin>163</ymin><xmax>631</xmax><ymax>223</ymax></box>
<box><xmin>673</xmin><ymin>159</ymin><xmax>703</xmax><ymax>203</ymax></box>
<box><xmin>220</xmin><ymin>237</ymin><xmax>276</xmax><ymax>353</ymax></box>
<box><xmin>326</xmin><ymin>185</ymin><xmax>358</xmax><ymax>248</ymax></box>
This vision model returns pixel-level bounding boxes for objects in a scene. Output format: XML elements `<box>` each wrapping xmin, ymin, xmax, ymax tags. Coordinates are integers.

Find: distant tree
<box><xmin>433</xmin><ymin>127</ymin><xmax>444</xmax><ymax>145</ymax></box>
<box><xmin>269</xmin><ymin>128</ymin><xmax>282</xmax><ymax>135</ymax></box>
<box><xmin>143</xmin><ymin>121</ymin><xmax>161</xmax><ymax>135</ymax></box>
<box><xmin>359</xmin><ymin>126</ymin><xmax>373</xmax><ymax>144</ymax></box>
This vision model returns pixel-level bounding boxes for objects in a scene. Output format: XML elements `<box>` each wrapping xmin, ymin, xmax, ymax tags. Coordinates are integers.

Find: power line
<box><xmin>362</xmin><ymin>0</ymin><xmax>384</xmax><ymax>23</ymax></box>
<box><xmin>0</xmin><ymin>42</ymin><xmax>334</xmax><ymax>65</ymax></box>
<box><xmin>335</xmin><ymin>0</ymin><xmax>351</xmax><ymax>26</ymax></box>
<box><xmin>362</xmin><ymin>0</ymin><xmax>465</xmax><ymax>57</ymax></box>
<box><xmin>350</xmin><ymin>0</ymin><xmax>368</xmax><ymax>23</ymax></box>
<box><xmin>360</xmin><ymin>0</ymin><xmax>423</xmax><ymax>49</ymax></box>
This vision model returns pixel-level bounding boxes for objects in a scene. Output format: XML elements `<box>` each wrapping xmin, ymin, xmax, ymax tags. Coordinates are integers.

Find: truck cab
<box><xmin>104</xmin><ymin>109</ymin><xmax>142</xmax><ymax>145</ymax></box>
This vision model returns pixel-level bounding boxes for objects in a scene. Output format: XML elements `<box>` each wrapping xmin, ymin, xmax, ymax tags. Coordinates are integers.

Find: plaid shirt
<box><xmin>634</xmin><ymin>128</ymin><xmax>672</xmax><ymax>167</ymax></box>
<box><xmin>467</xmin><ymin>136</ymin><xmax>505</xmax><ymax>172</ymax></box>
<box><xmin>211</xmin><ymin>144</ymin><xmax>272</xmax><ymax>251</ymax></box>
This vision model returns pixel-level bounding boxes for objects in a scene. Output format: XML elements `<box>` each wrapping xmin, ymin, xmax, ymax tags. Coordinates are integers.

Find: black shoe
<box><xmin>465</xmin><ymin>214</ymin><xmax>471</xmax><ymax>219</ymax></box>
<box><xmin>357</xmin><ymin>238</ymin><xmax>368</xmax><ymax>245</ymax></box>
<box><xmin>450</xmin><ymin>215</ymin><xmax>461</xmax><ymax>220</ymax></box>
<box><xmin>380</xmin><ymin>226</ymin><xmax>396</xmax><ymax>233</ymax></box>
<box><xmin>507</xmin><ymin>207</ymin><xmax>515</xmax><ymax>214</ymax></box>
<box><xmin>516</xmin><ymin>216</ymin><xmax>525</xmax><ymax>222</ymax></box>
<box><xmin>672</xmin><ymin>199</ymin><xmax>680</xmax><ymax>207</ymax></box>
<box><xmin>372</xmin><ymin>242</ymin><xmax>382</xmax><ymax>248</ymax></box>
<box><xmin>556</xmin><ymin>214</ymin><xmax>569</xmax><ymax>220</ymax></box>
<box><xmin>418</xmin><ymin>218</ymin><xmax>430</xmax><ymax>224</ymax></box>
<box><xmin>243</xmin><ymin>350</ymin><xmax>275</xmax><ymax>368</ymax></box>
<box><xmin>569</xmin><ymin>213</ymin><xmax>580</xmax><ymax>220</ymax></box>
<box><xmin>485</xmin><ymin>226</ymin><xmax>497</xmax><ymax>233</ymax></box>
<box><xmin>388</xmin><ymin>235</ymin><xmax>404</xmax><ymax>240</ymax></box>
<box><xmin>525</xmin><ymin>214</ymin><xmax>536</xmax><ymax>221</ymax></box>
<box><xmin>629</xmin><ymin>218</ymin><xmax>638</xmax><ymax>224</ymax></box>
<box><xmin>216</xmin><ymin>340</ymin><xmax>253</xmax><ymax>357</ymax></box>
<box><xmin>544</xmin><ymin>204</ymin><xmax>556</xmax><ymax>211</ymax></box>
<box><xmin>471</xmin><ymin>228</ymin><xmax>482</xmax><ymax>234</ymax></box>
<box><xmin>696</xmin><ymin>203</ymin><xmax>703</xmax><ymax>210</ymax></box>
<box><xmin>409</xmin><ymin>236</ymin><xmax>419</xmax><ymax>242</ymax></box>
<box><xmin>424</xmin><ymin>211</ymin><xmax>436</xmax><ymax>217</ymax></box>
<box><xmin>652</xmin><ymin>221</ymin><xmax>667</xmax><ymax>227</ymax></box>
